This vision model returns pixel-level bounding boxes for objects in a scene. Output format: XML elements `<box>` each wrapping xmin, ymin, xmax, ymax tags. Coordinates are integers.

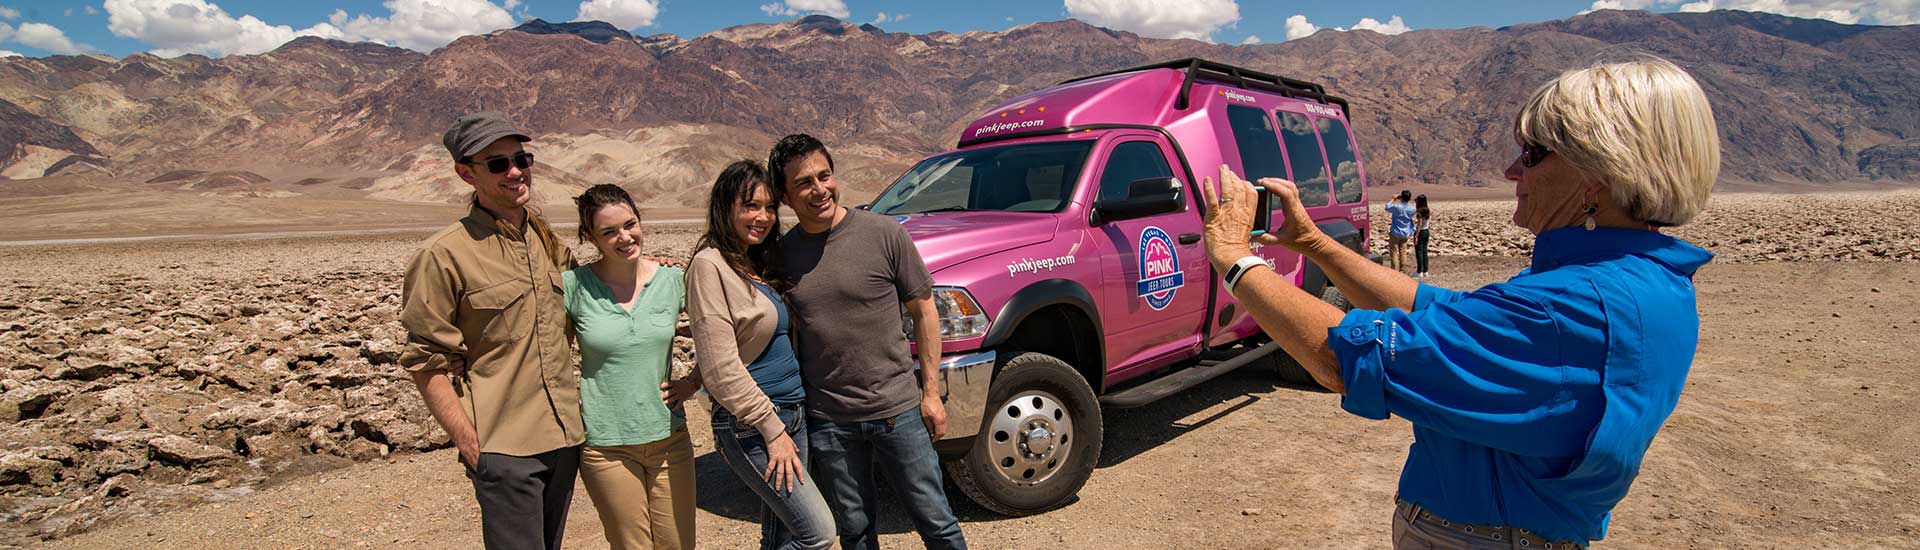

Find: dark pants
<box><xmin>809</xmin><ymin>407</ymin><xmax>967</xmax><ymax>550</ymax></box>
<box><xmin>1415</xmin><ymin>229</ymin><xmax>1431</xmax><ymax>273</ymax></box>
<box><xmin>468</xmin><ymin>446</ymin><xmax>582</xmax><ymax>550</ymax></box>
<box><xmin>714</xmin><ymin>403</ymin><xmax>837</xmax><ymax>550</ymax></box>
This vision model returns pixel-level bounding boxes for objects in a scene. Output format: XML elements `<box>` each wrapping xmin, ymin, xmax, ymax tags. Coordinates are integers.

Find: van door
<box><xmin>1205</xmin><ymin>104</ymin><xmax>1306</xmax><ymax>346</ymax></box>
<box><xmin>1085</xmin><ymin>132</ymin><xmax>1208</xmax><ymax>380</ymax></box>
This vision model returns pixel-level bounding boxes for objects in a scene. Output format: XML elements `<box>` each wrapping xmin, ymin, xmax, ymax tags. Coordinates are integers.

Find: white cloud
<box><xmin>331</xmin><ymin>0</ymin><xmax>516</xmax><ymax>51</ymax></box>
<box><xmin>575</xmin><ymin>0</ymin><xmax>658</xmax><ymax>29</ymax></box>
<box><xmin>1281</xmin><ymin>13</ymin><xmax>1412</xmax><ymax>41</ymax></box>
<box><xmin>105</xmin><ymin>0</ymin><xmax>346</xmax><ymax>57</ymax></box>
<box><xmin>759</xmin><ymin>0</ymin><xmax>851</xmax><ymax>19</ymax></box>
<box><xmin>0</xmin><ymin>6</ymin><xmax>17</xmax><ymax>20</ymax></box>
<box><xmin>1581</xmin><ymin>0</ymin><xmax>1917</xmax><ymax>24</ymax></box>
<box><xmin>0</xmin><ymin>21</ymin><xmax>92</xmax><ymax>54</ymax></box>
<box><xmin>105</xmin><ymin>0</ymin><xmax>518</xmax><ymax>57</ymax></box>
<box><xmin>86</xmin><ymin>5</ymin><xmax>100</xmax><ymax>15</ymax></box>
<box><xmin>1064</xmin><ymin>0</ymin><xmax>1240</xmax><ymax>42</ymax></box>
<box><xmin>0</xmin><ymin>49</ymin><xmax>19</xmax><ymax>57</ymax></box>
<box><xmin>1284</xmin><ymin>14</ymin><xmax>1318</xmax><ymax>40</ymax></box>
<box><xmin>1239</xmin><ymin>34</ymin><xmax>1260</xmax><ymax>44</ymax></box>
<box><xmin>871</xmin><ymin>11</ymin><xmax>908</xmax><ymax>25</ymax></box>
<box><xmin>1350</xmin><ymin>15</ymin><xmax>1411</xmax><ymax>35</ymax></box>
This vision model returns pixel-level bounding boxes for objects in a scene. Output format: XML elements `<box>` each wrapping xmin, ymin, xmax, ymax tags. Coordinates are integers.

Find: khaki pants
<box><xmin>1387</xmin><ymin>235</ymin><xmax>1411</xmax><ymax>273</ymax></box>
<box><xmin>580</xmin><ymin>430</ymin><xmax>697</xmax><ymax>550</ymax></box>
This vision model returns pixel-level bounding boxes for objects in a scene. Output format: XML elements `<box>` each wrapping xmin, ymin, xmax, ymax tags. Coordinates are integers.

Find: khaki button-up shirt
<box><xmin>398</xmin><ymin>204</ymin><xmax>584</xmax><ymax>457</ymax></box>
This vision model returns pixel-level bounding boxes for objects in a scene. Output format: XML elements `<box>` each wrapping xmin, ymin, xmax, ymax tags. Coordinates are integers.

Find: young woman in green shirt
<box><xmin>564</xmin><ymin>184</ymin><xmax>702</xmax><ymax>550</ymax></box>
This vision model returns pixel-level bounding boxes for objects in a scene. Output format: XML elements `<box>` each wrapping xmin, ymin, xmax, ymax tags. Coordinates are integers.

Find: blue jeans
<box><xmin>713</xmin><ymin>403</ymin><xmax>836</xmax><ymax>550</ymax></box>
<box><xmin>809</xmin><ymin>407</ymin><xmax>967</xmax><ymax>550</ymax></box>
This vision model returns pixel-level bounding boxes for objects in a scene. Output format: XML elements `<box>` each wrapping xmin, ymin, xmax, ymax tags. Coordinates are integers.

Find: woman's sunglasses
<box><xmin>465</xmin><ymin>151</ymin><xmax>535</xmax><ymax>174</ymax></box>
<box><xmin>1520</xmin><ymin>142</ymin><xmax>1553</xmax><ymax>168</ymax></box>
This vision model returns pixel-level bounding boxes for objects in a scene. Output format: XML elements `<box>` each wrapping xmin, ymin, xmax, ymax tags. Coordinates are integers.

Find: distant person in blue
<box><xmin>1384</xmin><ymin>190</ymin><xmax>1417</xmax><ymax>273</ymax></box>
<box><xmin>1198</xmin><ymin>55</ymin><xmax>1719</xmax><ymax>549</ymax></box>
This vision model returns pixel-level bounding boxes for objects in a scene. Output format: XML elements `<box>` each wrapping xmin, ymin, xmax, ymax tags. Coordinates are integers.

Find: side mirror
<box><xmin>1092</xmin><ymin>177</ymin><xmax>1183</xmax><ymax>224</ymax></box>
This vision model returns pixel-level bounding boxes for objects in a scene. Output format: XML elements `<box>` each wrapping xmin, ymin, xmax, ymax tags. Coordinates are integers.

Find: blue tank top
<box><xmin>747</xmin><ymin>281</ymin><xmax>806</xmax><ymax>404</ymax></box>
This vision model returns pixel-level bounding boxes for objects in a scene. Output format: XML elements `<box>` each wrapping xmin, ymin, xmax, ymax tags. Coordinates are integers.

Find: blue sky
<box><xmin>0</xmin><ymin>0</ymin><xmax>1913</xmax><ymax>58</ymax></box>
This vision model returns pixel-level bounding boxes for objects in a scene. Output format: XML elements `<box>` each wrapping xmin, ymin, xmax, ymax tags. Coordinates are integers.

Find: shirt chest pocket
<box><xmin>642</xmin><ymin>303</ymin><xmax>678</xmax><ymax>329</ymax></box>
<box><xmin>464</xmin><ymin>278</ymin><xmax>535</xmax><ymax>348</ymax></box>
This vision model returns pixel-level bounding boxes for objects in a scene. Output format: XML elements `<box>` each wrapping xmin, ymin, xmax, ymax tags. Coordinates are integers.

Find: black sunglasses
<box><xmin>465</xmin><ymin>151</ymin><xmax>534</xmax><ymax>174</ymax></box>
<box><xmin>1520</xmin><ymin>142</ymin><xmax>1553</xmax><ymax>168</ymax></box>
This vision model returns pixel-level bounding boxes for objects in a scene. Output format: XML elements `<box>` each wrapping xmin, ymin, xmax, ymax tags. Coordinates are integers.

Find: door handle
<box><xmin>1178</xmin><ymin>233</ymin><xmax>1201</xmax><ymax>245</ymax></box>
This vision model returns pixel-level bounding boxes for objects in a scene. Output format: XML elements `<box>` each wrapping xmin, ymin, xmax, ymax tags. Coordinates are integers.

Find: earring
<box><xmin>1583</xmin><ymin>204</ymin><xmax>1598</xmax><ymax>231</ymax></box>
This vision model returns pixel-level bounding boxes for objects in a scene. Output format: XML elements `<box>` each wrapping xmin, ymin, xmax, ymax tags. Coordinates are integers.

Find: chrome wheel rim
<box><xmin>984</xmin><ymin>390</ymin><xmax>1073</xmax><ymax>486</ymax></box>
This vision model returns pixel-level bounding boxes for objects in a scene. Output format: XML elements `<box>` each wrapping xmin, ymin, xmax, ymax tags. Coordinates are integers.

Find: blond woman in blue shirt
<box><xmin>1199</xmin><ymin>56</ymin><xmax>1719</xmax><ymax>549</ymax></box>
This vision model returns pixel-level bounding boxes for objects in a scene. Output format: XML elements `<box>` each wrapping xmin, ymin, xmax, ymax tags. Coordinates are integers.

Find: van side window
<box><xmin>1278</xmin><ymin>111</ymin><xmax>1330</xmax><ymax>207</ymax></box>
<box><xmin>1226</xmin><ymin>106</ymin><xmax>1288</xmax><ymax>216</ymax></box>
<box><xmin>1097</xmin><ymin>141</ymin><xmax>1175</xmax><ymax>203</ymax></box>
<box><xmin>1319</xmin><ymin>117</ymin><xmax>1365</xmax><ymax>204</ymax></box>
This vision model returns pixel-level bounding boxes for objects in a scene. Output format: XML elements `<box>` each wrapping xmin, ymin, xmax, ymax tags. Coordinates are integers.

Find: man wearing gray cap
<box><xmin>398</xmin><ymin>112</ymin><xmax>584</xmax><ymax>550</ymax></box>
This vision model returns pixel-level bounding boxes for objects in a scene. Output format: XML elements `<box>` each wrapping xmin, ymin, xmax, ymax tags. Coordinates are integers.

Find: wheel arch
<box><xmin>981</xmin><ymin>279</ymin><xmax>1107</xmax><ymax>393</ymax></box>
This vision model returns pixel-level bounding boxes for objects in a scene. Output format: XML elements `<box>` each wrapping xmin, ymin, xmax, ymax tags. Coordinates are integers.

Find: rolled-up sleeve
<box><xmin>398</xmin><ymin>248</ymin><xmax>464</xmax><ymax>374</ymax></box>
<box><xmin>1328</xmin><ymin>283</ymin><xmax>1600</xmax><ymax>458</ymax></box>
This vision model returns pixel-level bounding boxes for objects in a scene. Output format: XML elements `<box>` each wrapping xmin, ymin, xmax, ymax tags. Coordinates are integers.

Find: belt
<box><xmin>1395</xmin><ymin>499</ymin><xmax>1586</xmax><ymax>550</ymax></box>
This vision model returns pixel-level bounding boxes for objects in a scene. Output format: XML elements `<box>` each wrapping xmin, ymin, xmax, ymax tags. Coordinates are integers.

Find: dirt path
<box><xmin>35</xmin><ymin>258</ymin><xmax>1919</xmax><ymax>549</ymax></box>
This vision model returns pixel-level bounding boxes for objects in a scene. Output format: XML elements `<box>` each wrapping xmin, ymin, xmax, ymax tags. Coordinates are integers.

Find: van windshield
<box><xmin>870</xmin><ymin>140</ymin><xmax>1096</xmax><ymax>215</ymax></box>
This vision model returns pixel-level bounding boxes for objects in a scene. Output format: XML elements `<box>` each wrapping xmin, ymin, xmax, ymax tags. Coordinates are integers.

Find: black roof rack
<box><xmin>1060</xmin><ymin>58</ymin><xmax>1352</xmax><ymax>117</ymax></box>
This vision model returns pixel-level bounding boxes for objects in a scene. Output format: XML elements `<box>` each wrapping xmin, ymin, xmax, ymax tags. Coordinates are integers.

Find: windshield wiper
<box><xmin>906</xmin><ymin>206</ymin><xmax>971</xmax><ymax>215</ymax></box>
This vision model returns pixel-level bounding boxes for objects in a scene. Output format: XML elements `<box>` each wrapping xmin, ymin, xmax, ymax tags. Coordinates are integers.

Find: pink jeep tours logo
<box><xmin>1135</xmin><ymin>226</ymin><xmax>1184</xmax><ymax>310</ymax></box>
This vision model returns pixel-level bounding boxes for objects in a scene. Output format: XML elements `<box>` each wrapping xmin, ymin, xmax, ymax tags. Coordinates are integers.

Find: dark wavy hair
<box><xmin>573</xmin><ymin>183</ymin><xmax>641</xmax><ymax>244</ymax></box>
<box><xmin>766</xmin><ymin>133</ymin><xmax>834</xmax><ymax>199</ymax></box>
<box><xmin>1415</xmin><ymin>194</ymin><xmax>1430</xmax><ymax>221</ymax></box>
<box><xmin>695</xmin><ymin>160</ymin><xmax>784</xmax><ymax>288</ymax></box>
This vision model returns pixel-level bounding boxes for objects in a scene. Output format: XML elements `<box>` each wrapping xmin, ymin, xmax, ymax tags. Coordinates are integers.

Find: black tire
<box><xmin>1321</xmin><ymin>285</ymin><xmax>1353</xmax><ymax>312</ymax></box>
<box><xmin>1269</xmin><ymin>348</ymin><xmax>1324</xmax><ymax>390</ymax></box>
<box><xmin>943</xmin><ymin>352</ymin><xmax>1102</xmax><ymax>516</ymax></box>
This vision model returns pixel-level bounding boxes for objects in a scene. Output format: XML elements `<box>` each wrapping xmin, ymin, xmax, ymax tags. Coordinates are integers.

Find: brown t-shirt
<box><xmin>779</xmin><ymin>208</ymin><xmax>934</xmax><ymax>422</ymax></box>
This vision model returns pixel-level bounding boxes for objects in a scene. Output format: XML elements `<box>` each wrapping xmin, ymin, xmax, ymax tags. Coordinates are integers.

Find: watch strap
<box><xmin>1223</xmin><ymin>255</ymin><xmax>1268</xmax><ymax>293</ymax></box>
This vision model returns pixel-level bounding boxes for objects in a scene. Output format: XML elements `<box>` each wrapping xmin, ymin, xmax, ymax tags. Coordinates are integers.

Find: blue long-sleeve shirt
<box><xmin>1329</xmin><ymin>227</ymin><xmax>1713</xmax><ymax>545</ymax></box>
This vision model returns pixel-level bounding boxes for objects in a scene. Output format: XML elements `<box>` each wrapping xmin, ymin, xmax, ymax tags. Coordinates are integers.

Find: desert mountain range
<box><xmin>0</xmin><ymin>9</ymin><xmax>1916</xmax><ymax>213</ymax></box>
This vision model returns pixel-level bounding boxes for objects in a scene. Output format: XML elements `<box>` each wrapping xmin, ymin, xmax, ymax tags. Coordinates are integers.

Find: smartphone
<box><xmin>1250</xmin><ymin>186</ymin><xmax>1272</xmax><ymax>236</ymax></box>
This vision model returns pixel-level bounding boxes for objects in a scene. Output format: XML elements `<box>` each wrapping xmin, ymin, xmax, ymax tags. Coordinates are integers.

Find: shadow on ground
<box><xmin>691</xmin><ymin>361</ymin><xmax>1332</xmax><ymax>537</ymax></box>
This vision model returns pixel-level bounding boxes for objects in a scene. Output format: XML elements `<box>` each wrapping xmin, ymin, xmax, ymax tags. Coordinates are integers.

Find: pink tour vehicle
<box><xmin>866</xmin><ymin>59</ymin><xmax>1376</xmax><ymax>515</ymax></box>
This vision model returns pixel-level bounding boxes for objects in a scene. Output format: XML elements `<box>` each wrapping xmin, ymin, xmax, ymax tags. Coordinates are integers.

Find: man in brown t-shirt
<box><xmin>771</xmin><ymin>134</ymin><xmax>967</xmax><ymax>550</ymax></box>
<box><xmin>398</xmin><ymin>112</ymin><xmax>583</xmax><ymax>550</ymax></box>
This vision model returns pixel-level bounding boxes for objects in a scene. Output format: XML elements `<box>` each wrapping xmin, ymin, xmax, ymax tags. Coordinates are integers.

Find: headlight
<box><xmin>904</xmin><ymin>287</ymin><xmax>990</xmax><ymax>341</ymax></box>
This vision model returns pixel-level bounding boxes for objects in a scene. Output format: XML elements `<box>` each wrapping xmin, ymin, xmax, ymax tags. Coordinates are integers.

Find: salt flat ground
<box><xmin>4</xmin><ymin>190</ymin><xmax>1917</xmax><ymax>549</ymax></box>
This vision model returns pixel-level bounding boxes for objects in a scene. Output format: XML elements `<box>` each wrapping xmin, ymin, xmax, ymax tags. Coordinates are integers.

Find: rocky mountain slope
<box><xmin>0</xmin><ymin>10</ymin><xmax>1915</xmax><ymax>212</ymax></box>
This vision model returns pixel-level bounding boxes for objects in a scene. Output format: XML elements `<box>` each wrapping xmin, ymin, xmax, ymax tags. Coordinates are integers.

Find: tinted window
<box><xmin>1279</xmin><ymin>111</ymin><xmax>1330</xmax><ymax>207</ymax></box>
<box><xmin>1098</xmin><ymin>141</ymin><xmax>1175</xmax><ymax>203</ymax></box>
<box><xmin>871</xmin><ymin>140</ymin><xmax>1096</xmax><ymax>214</ymax></box>
<box><xmin>1319</xmin><ymin>117</ymin><xmax>1365</xmax><ymax>204</ymax></box>
<box><xmin>1226</xmin><ymin>105</ymin><xmax>1288</xmax><ymax>215</ymax></box>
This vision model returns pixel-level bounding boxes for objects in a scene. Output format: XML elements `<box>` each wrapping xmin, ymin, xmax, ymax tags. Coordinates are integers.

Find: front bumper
<box><xmin>935</xmin><ymin>350</ymin><xmax>995</xmax><ymax>441</ymax></box>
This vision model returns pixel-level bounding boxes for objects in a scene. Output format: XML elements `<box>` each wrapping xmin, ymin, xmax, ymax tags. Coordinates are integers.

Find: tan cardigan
<box><xmin>685</xmin><ymin>247</ymin><xmax>787</xmax><ymax>442</ymax></box>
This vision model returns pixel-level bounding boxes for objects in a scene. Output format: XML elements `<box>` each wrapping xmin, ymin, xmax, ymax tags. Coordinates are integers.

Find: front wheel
<box><xmin>944</xmin><ymin>352</ymin><xmax>1102</xmax><ymax>516</ymax></box>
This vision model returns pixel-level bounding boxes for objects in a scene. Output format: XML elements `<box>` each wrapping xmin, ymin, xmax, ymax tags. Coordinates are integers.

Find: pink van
<box><xmin>867</xmin><ymin>59</ymin><xmax>1375</xmax><ymax>515</ymax></box>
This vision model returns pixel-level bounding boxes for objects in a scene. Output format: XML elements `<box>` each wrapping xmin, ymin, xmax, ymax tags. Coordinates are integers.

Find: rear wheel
<box><xmin>944</xmin><ymin>352</ymin><xmax>1102</xmax><ymax>516</ymax></box>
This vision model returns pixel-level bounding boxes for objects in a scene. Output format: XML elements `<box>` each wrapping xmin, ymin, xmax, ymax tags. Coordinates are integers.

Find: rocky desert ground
<box><xmin>1</xmin><ymin>189</ymin><xmax>1916</xmax><ymax>549</ymax></box>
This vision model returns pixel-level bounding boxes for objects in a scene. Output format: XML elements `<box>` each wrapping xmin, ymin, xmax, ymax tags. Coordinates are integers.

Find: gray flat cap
<box><xmin>443</xmin><ymin>112</ymin><xmax>531</xmax><ymax>161</ymax></box>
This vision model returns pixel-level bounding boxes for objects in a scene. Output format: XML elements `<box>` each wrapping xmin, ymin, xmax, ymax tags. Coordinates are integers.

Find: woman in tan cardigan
<box><xmin>686</xmin><ymin>160</ymin><xmax>835</xmax><ymax>550</ymax></box>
